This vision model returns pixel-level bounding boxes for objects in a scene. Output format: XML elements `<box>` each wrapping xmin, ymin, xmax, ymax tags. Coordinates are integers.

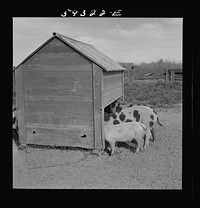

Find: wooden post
<box><xmin>122</xmin><ymin>71</ymin><xmax>125</xmax><ymax>101</ymax></box>
<box><xmin>165</xmin><ymin>69</ymin><xmax>169</xmax><ymax>82</ymax></box>
<box><xmin>130</xmin><ymin>68</ymin><xmax>133</xmax><ymax>83</ymax></box>
<box><xmin>171</xmin><ymin>70</ymin><xmax>175</xmax><ymax>82</ymax></box>
<box><xmin>128</xmin><ymin>69</ymin><xmax>130</xmax><ymax>82</ymax></box>
<box><xmin>92</xmin><ymin>64</ymin><xmax>103</xmax><ymax>151</ymax></box>
<box><xmin>100</xmin><ymin>69</ymin><xmax>105</xmax><ymax>153</ymax></box>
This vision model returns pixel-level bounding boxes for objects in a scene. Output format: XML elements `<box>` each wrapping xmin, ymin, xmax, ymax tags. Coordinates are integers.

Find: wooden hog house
<box><xmin>14</xmin><ymin>32</ymin><xmax>125</xmax><ymax>151</ymax></box>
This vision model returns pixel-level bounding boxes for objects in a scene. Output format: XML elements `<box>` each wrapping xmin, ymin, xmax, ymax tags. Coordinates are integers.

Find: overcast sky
<box><xmin>13</xmin><ymin>17</ymin><xmax>182</xmax><ymax>66</ymax></box>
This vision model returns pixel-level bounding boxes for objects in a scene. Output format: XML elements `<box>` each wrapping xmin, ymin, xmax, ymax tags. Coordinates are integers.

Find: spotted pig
<box><xmin>104</xmin><ymin>102</ymin><xmax>163</xmax><ymax>149</ymax></box>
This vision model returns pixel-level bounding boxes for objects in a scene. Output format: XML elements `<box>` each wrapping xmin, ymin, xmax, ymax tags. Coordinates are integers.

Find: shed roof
<box><xmin>15</xmin><ymin>32</ymin><xmax>125</xmax><ymax>72</ymax></box>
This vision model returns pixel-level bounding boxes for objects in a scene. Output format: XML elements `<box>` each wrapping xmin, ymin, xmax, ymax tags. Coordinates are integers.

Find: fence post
<box><xmin>171</xmin><ymin>70</ymin><xmax>175</xmax><ymax>82</ymax></box>
<box><xmin>130</xmin><ymin>68</ymin><xmax>133</xmax><ymax>82</ymax></box>
<box><xmin>165</xmin><ymin>69</ymin><xmax>169</xmax><ymax>82</ymax></box>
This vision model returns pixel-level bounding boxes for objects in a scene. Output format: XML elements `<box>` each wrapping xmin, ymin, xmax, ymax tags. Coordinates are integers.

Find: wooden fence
<box><xmin>165</xmin><ymin>69</ymin><xmax>182</xmax><ymax>82</ymax></box>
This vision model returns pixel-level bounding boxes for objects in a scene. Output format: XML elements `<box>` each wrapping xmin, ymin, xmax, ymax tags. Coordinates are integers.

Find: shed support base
<box><xmin>91</xmin><ymin>148</ymin><xmax>102</xmax><ymax>155</ymax></box>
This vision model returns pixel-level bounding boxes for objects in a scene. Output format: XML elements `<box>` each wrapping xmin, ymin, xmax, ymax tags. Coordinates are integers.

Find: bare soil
<box><xmin>13</xmin><ymin>104</ymin><xmax>182</xmax><ymax>189</ymax></box>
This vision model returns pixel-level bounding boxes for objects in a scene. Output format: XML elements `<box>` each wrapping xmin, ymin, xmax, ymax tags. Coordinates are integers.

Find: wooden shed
<box><xmin>14</xmin><ymin>32</ymin><xmax>125</xmax><ymax>151</ymax></box>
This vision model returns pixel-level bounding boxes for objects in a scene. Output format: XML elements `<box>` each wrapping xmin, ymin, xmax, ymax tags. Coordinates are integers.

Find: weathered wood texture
<box><xmin>92</xmin><ymin>64</ymin><xmax>103</xmax><ymax>150</ymax></box>
<box><xmin>26</xmin><ymin>124</ymin><xmax>93</xmax><ymax>148</ymax></box>
<box><xmin>16</xmin><ymin>36</ymin><xmax>125</xmax><ymax>149</ymax></box>
<box><xmin>15</xmin><ymin>65</ymin><xmax>26</xmax><ymax>144</ymax></box>
<box><xmin>103</xmin><ymin>70</ymin><xmax>123</xmax><ymax>106</ymax></box>
<box><xmin>22</xmin><ymin>37</ymin><xmax>94</xmax><ymax>148</ymax></box>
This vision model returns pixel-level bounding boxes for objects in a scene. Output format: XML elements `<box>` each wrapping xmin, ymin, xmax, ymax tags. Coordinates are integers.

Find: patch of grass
<box><xmin>124</xmin><ymin>80</ymin><xmax>182</xmax><ymax>108</ymax></box>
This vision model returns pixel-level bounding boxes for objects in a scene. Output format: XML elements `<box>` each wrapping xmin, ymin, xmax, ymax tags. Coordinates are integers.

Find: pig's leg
<box><xmin>144</xmin><ymin>129</ymin><xmax>151</xmax><ymax>149</ymax></box>
<box><xmin>135</xmin><ymin>136</ymin><xmax>144</xmax><ymax>154</ymax></box>
<box><xmin>150</xmin><ymin>128</ymin><xmax>155</xmax><ymax>141</ymax></box>
<box><xmin>109</xmin><ymin>140</ymin><xmax>116</xmax><ymax>156</ymax></box>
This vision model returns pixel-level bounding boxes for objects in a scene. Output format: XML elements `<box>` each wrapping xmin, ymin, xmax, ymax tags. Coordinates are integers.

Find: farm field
<box><xmin>124</xmin><ymin>79</ymin><xmax>182</xmax><ymax>107</ymax></box>
<box><xmin>13</xmin><ymin>103</ymin><xmax>182</xmax><ymax>189</ymax></box>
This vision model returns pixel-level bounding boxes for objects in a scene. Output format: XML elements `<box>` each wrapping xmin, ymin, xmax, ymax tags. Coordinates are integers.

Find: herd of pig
<box><xmin>12</xmin><ymin>100</ymin><xmax>163</xmax><ymax>156</ymax></box>
<box><xmin>103</xmin><ymin>100</ymin><xmax>163</xmax><ymax>156</ymax></box>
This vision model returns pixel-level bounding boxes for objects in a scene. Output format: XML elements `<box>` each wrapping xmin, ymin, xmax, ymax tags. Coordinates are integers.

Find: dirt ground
<box><xmin>13</xmin><ymin>104</ymin><xmax>182</xmax><ymax>189</ymax></box>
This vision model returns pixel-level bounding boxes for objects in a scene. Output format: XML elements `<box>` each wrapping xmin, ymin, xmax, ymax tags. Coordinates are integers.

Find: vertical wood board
<box><xmin>15</xmin><ymin>65</ymin><xmax>26</xmax><ymax>144</ymax></box>
<box><xmin>92</xmin><ymin>64</ymin><xmax>102</xmax><ymax>150</ymax></box>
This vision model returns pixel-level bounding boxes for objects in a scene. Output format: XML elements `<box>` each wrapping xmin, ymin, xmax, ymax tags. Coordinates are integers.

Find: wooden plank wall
<box><xmin>103</xmin><ymin>71</ymin><xmax>123</xmax><ymax>107</ymax></box>
<box><xmin>22</xmin><ymin>37</ymin><xmax>94</xmax><ymax>148</ymax></box>
<box><xmin>15</xmin><ymin>65</ymin><xmax>26</xmax><ymax>144</ymax></box>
